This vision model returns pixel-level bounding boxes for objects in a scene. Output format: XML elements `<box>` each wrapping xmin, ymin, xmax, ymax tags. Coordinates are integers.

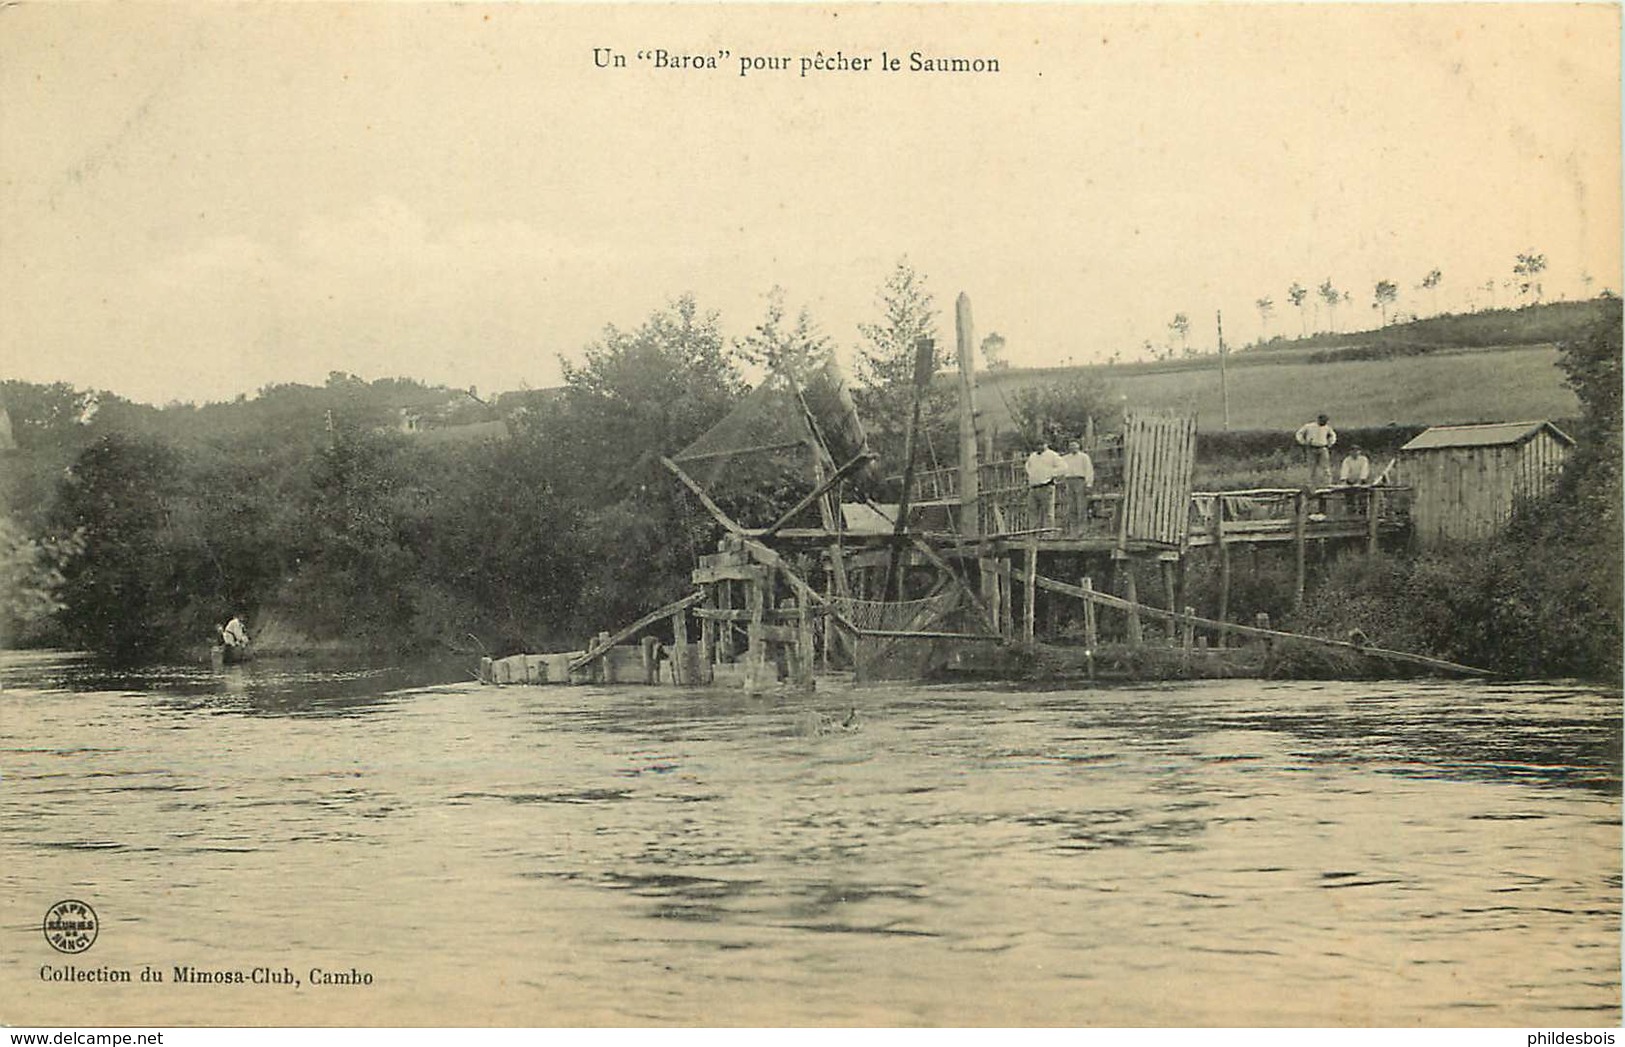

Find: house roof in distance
<box><xmin>1401</xmin><ymin>420</ymin><xmax>1575</xmax><ymax>452</ymax></box>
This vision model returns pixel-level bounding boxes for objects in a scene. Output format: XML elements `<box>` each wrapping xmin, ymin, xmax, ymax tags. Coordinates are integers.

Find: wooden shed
<box><xmin>1399</xmin><ymin>420</ymin><xmax>1574</xmax><ymax>545</ymax></box>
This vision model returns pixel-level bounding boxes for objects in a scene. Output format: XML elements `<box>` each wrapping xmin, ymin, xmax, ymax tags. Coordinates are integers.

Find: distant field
<box><xmin>977</xmin><ymin>344</ymin><xmax>1579</xmax><ymax>433</ymax></box>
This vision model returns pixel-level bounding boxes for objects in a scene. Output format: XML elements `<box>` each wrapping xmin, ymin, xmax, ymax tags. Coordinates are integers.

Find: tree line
<box><xmin>0</xmin><ymin>263</ymin><xmax>951</xmax><ymax>662</ymax></box>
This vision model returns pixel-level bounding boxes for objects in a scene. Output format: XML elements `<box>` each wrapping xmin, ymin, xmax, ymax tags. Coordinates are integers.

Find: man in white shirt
<box><xmin>222</xmin><ymin>613</ymin><xmax>249</xmax><ymax>649</ymax></box>
<box><xmin>1024</xmin><ymin>438</ymin><xmax>1065</xmax><ymax>529</ymax></box>
<box><xmin>1294</xmin><ymin>413</ymin><xmax>1337</xmax><ymax>486</ymax></box>
<box><xmin>1338</xmin><ymin>446</ymin><xmax>1371</xmax><ymax>484</ymax></box>
<box><xmin>1059</xmin><ymin>439</ymin><xmax>1095</xmax><ymax>528</ymax></box>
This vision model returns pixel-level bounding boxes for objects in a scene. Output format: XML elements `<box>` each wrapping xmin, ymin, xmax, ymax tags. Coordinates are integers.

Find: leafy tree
<box><xmin>980</xmin><ymin>332</ymin><xmax>1009</xmax><ymax>371</ymax></box>
<box><xmin>734</xmin><ymin>286</ymin><xmax>833</xmax><ymax>381</ymax></box>
<box><xmin>1168</xmin><ymin>313</ymin><xmax>1192</xmax><ymax>355</ymax></box>
<box><xmin>1318</xmin><ymin>279</ymin><xmax>1341</xmax><ymax>332</ymax></box>
<box><xmin>47</xmin><ymin>433</ymin><xmax>203</xmax><ymax>661</ymax></box>
<box><xmin>1287</xmin><ymin>282</ymin><xmax>1309</xmax><ymax>337</ymax></box>
<box><xmin>1255</xmin><ymin>297</ymin><xmax>1274</xmax><ymax>341</ymax></box>
<box><xmin>1372</xmin><ymin>280</ymin><xmax>1399</xmax><ymax>325</ymax></box>
<box><xmin>852</xmin><ymin>259</ymin><xmax>948</xmax><ymax>466</ymax></box>
<box><xmin>0</xmin><ymin>516</ymin><xmax>80</xmax><ymax>647</ymax></box>
<box><xmin>1420</xmin><ymin>268</ymin><xmax>1443</xmax><ymax>315</ymax></box>
<box><xmin>855</xmin><ymin>258</ymin><xmax>943</xmax><ymax>390</ymax></box>
<box><xmin>1514</xmin><ymin>252</ymin><xmax>1548</xmax><ymax>304</ymax></box>
<box><xmin>557</xmin><ymin>293</ymin><xmax>742</xmax><ymax>493</ymax></box>
<box><xmin>1008</xmin><ymin>372</ymin><xmax>1118</xmax><ymax>447</ymax></box>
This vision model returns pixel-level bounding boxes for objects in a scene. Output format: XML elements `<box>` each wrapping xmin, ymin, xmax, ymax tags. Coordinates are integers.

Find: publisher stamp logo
<box><xmin>43</xmin><ymin>900</ymin><xmax>98</xmax><ymax>954</ymax></box>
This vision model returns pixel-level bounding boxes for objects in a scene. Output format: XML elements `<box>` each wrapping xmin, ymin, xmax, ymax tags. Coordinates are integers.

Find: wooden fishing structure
<box><xmin>481</xmin><ymin>291</ymin><xmax>1512</xmax><ymax>689</ymax></box>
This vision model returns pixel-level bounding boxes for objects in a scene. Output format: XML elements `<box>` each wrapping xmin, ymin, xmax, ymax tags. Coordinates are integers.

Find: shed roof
<box><xmin>1401</xmin><ymin>420</ymin><xmax>1575</xmax><ymax>452</ymax></box>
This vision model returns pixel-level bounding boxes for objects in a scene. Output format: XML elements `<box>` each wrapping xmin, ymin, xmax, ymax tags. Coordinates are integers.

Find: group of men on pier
<box><xmin>1019</xmin><ymin>412</ymin><xmax>1377</xmax><ymax>534</ymax></box>
<box><xmin>1024</xmin><ymin>436</ymin><xmax>1094</xmax><ymax>530</ymax></box>
<box><xmin>1295</xmin><ymin>413</ymin><xmax>1375</xmax><ymax>488</ymax></box>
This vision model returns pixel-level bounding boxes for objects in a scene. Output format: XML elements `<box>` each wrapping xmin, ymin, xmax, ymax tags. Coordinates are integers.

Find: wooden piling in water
<box><xmin>1081</xmin><ymin>575</ymin><xmax>1099</xmax><ymax>650</ymax></box>
<box><xmin>1024</xmin><ymin>535</ymin><xmax>1038</xmax><ymax>644</ymax></box>
<box><xmin>1293</xmin><ymin>490</ymin><xmax>1308</xmax><ymax>608</ymax></box>
<box><xmin>1161</xmin><ymin>557</ymin><xmax>1178</xmax><ymax>642</ymax></box>
<box><xmin>1367</xmin><ymin>487</ymin><xmax>1381</xmax><ymax>558</ymax></box>
<box><xmin>1123</xmin><ymin>560</ymin><xmax>1143</xmax><ymax>645</ymax></box>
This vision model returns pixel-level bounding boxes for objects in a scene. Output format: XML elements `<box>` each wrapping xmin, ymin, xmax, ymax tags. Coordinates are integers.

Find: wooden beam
<box><xmin>760</xmin><ymin>451</ymin><xmax>875</xmax><ymax>540</ymax></box>
<box><xmin>662</xmin><ymin>455</ymin><xmax>747</xmax><ymax>535</ymax></box>
<box><xmin>738</xmin><ymin>536</ymin><xmax>863</xmax><ymax>639</ymax></box>
<box><xmin>859</xmin><ymin>494</ymin><xmax>1000</xmax><ymax>636</ymax></box>
<box><xmin>856</xmin><ymin>628</ymin><xmax>1004</xmax><ymax>641</ymax></box>
<box><xmin>673</xmin><ymin>438</ymin><xmax>811</xmax><ymax>464</ymax></box>
<box><xmin>1005</xmin><ymin>563</ymin><xmax>1495</xmax><ymax>678</ymax></box>
<box><xmin>569</xmin><ymin>590</ymin><xmax>707</xmax><ymax>672</ymax></box>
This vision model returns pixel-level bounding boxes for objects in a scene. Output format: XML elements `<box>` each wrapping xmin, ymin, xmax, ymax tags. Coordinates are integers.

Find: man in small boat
<box><xmin>221</xmin><ymin>612</ymin><xmax>250</xmax><ymax>659</ymax></box>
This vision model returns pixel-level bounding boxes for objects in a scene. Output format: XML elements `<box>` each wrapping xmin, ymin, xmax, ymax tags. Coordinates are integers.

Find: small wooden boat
<box><xmin>209</xmin><ymin>643</ymin><xmax>253</xmax><ymax>668</ymax></box>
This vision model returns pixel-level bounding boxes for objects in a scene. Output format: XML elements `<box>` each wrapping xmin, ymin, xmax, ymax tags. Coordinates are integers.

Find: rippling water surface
<box><xmin>1</xmin><ymin>651</ymin><xmax>1618</xmax><ymax>1026</ymax></box>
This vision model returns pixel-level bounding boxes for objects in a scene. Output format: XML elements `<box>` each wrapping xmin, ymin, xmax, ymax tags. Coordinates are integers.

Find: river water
<box><xmin>1</xmin><ymin>651</ymin><xmax>1618</xmax><ymax>1027</ymax></box>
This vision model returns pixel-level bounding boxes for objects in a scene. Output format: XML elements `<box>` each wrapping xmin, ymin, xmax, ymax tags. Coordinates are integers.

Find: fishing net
<box><xmin>830</xmin><ymin>590</ymin><xmax>960</xmax><ymax>633</ymax></box>
<box><xmin>672</xmin><ymin>362</ymin><xmax>872</xmax><ymax>530</ymax></box>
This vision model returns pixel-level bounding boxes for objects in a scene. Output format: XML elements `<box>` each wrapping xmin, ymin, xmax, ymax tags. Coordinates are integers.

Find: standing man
<box><xmin>1059</xmin><ymin>438</ymin><xmax>1096</xmax><ymax>529</ymax></box>
<box><xmin>1294</xmin><ymin>413</ymin><xmax>1337</xmax><ymax>487</ymax></box>
<box><xmin>1024</xmin><ymin>437</ymin><xmax>1065</xmax><ymax>530</ymax></box>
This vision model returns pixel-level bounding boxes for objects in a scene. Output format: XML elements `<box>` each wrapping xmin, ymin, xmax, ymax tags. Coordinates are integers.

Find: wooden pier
<box><xmin>477</xmin><ymin>289</ymin><xmax>1508</xmax><ymax>689</ymax></box>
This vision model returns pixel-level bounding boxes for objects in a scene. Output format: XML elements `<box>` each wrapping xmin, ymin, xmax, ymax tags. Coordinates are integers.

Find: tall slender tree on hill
<box><xmin>1373</xmin><ymin>280</ymin><xmax>1399</xmax><ymax>325</ymax></box>
<box><xmin>1420</xmin><ymin>268</ymin><xmax>1443</xmax><ymax>315</ymax></box>
<box><xmin>1318</xmin><ymin>279</ymin><xmax>1341</xmax><ymax>333</ymax></box>
<box><xmin>1287</xmin><ymin>282</ymin><xmax>1308</xmax><ymax>337</ymax></box>
<box><xmin>1254</xmin><ymin>296</ymin><xmax>1274</xmax><ymax>342</ymax></box>
<box><xmin>1514</xmin><ymin>252</ymin><xmax>1548</xmax><ymax>304</ymax></box>
<box><xmin>1169</xmin><ymin>312</ymin><xmax>1191</xmax><ymax>356</ymax></box>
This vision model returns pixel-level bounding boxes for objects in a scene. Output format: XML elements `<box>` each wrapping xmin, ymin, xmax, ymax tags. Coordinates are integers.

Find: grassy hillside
<box><xmin>979</xmin><ymin>342</ymin><xmax>1578</xmax><ymax>434</ymax></box>
<box><xmin>973</xmin><ymin>300</ymin><xmax>1618</xmax><ymax>435</ymax></box>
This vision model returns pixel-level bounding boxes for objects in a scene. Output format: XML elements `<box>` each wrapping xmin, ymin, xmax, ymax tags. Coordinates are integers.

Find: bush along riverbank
<box><xmin>1264</xmin><ymin>310</ymin><xmax>1620</xmax><ymax>682</ymax></box>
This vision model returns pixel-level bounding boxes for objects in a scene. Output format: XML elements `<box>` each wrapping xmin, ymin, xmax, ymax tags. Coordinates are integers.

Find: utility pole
<box><xmin>1217</xmin><ymin>310</ymin><xmax>1231</xmax><ymax>431</ymax></box>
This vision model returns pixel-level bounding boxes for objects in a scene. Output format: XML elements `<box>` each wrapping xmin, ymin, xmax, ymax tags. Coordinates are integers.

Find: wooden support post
<box><xmin>1161</xmin><ymin>558</ymin><xmax>1178</xmax><ymax>641</ymax></box>
<box><xmin>1081</xmin><ymin>575</ymin><xmax>1099</xmax><ymax>650</ymax></box>
<box><xmin>1211</xmin><ymin>496</ymin><xmax>1229</xmax><ymax>648</ymax></box>
<box><xmin>983</xmin><ymin>556</ymin><xmax>1002</xmax><ymax>638</ymax></box>
<box><xmin>796</xmin><ymin>595</ymin><xmax>814</xmax><ymax>688</ymax></box>
<box><xmin>641</xmin><ymin>635</ymin><xmax>657</xmax><ymax>684</ymax></box>
<box><xmin>1293</xmin><ymin>489</ymin><xmax>1308</xmax><ymax>609</ymax></box>
<box><xmin>1181</xmin><ymin>606</ymin><xmax>1195</xmax><ymax>650</ymax></box>
<box><xmin>1000</xmin><ymin>555</ymin><xmax>1015</xmax><ymax>638</ymax></box>
<box><xmin>719</xmin><ymin>580</ymin><xmax>736</xmax><ymax>661</ymax></box>
<box><xmin>1024</xmin><ymin>535</ymin><xmax>1038</xmax><ymax>644</ymax></box>
<box><xmin>1124</xmin><ymin>562</ymin><xmax>1143</xmax><ymax>646</ymax></box>
<box><xmin>747</xmin><ymin>573</ymin><xmax>766</xmax><ymax>685</ymax></box>
<box><xmin>822</xmin><ymin>574</ymin><xmax>833</xmax><ymax>672</ymax></box>
<box><xmin>671</xmin><ymin>608</ymin><xmax>689</xmax><ymax>685</ymax></box>
<box><xmin>1367</xmin><ymin>487</ymin><xmax>1381</xmax><ymax>558</ymax></box>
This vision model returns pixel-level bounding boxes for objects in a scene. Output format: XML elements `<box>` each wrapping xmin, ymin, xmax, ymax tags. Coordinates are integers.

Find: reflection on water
<box><xmin>1</xmin><ymin>651</ymin><xmax>1618</xmax><ymax>1026</ymax></box>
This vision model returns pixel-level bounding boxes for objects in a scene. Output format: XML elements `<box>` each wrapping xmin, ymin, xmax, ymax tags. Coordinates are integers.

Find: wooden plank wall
<box><xmin>1118</xmin><ymin>412</ymin><xmax>1199</xmax><ymax>547</ymax></box>
<box><xmin>1407</xmin><ymin>432</ymin><xmax>1570</xmax><ymax>546</ymax></box>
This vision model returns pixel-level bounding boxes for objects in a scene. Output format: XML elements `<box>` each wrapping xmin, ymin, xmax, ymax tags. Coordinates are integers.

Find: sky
<box><xmin>1</xmin><ymin>3</ymin><xmax>1619</xmax><ymax>405</ymax></box>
